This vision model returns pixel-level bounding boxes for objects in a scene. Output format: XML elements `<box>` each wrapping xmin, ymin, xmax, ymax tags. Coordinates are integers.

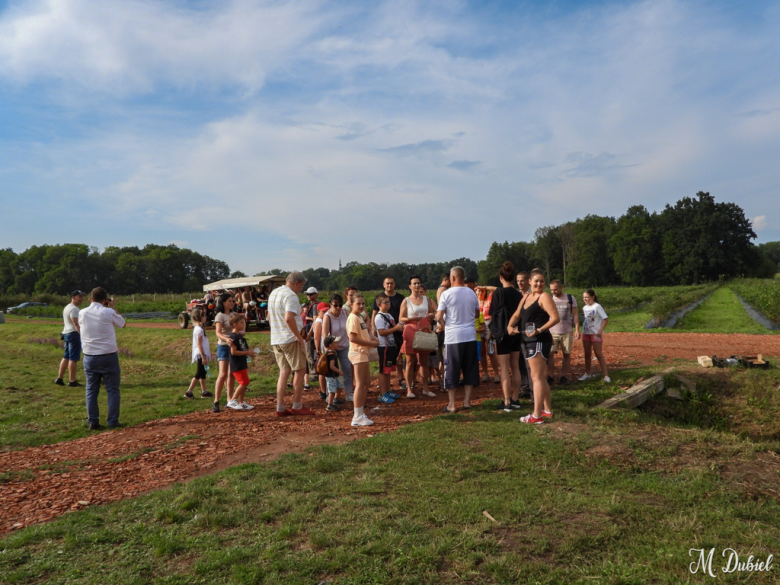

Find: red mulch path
<box><xmin>2</xmin><ymin>332</ymin><xmax>779</xmax><ymax>534</ymax></box>
<box><xmin>0</xmin><ymin>381</ymin><xmax>504</xmax><ymax>534</ymax></box>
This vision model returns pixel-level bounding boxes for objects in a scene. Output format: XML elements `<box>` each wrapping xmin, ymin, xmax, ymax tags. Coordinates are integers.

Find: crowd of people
<box><xmin>56</xmin><ymin>265</ymin><xmax>612</xmax><ymax>429</ymax></box>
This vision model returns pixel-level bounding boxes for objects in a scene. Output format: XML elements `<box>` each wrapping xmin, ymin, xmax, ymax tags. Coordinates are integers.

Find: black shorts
<box><xmin>496</xmin><ymin>335</ymin><xmax>522</xmax><ymax>355</ymax></box>
<box><xmin>193</xmin><ymin>356</ymin><xmax>208</xmax><ymax>380</ymax></box>
<box><xmin>523</xmin><ymin>341</ymin><xmax>552</xmax><ymax>361</ymax></box>
<box><xmin>378</xmin><ymin>345</ymin><xmax>399</xmax><ymax>374</ymax></box>
<box><xmin>443</xmin><ymin>341</ymin><xmax>480</xmax><ymax>389</ymax></box>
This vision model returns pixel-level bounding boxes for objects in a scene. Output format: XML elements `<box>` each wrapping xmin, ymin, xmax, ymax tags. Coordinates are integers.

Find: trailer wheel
<box><xmin>178</xmin><ymin>313</ymin><xmax>190</xmax><ymax>329</ymax></box>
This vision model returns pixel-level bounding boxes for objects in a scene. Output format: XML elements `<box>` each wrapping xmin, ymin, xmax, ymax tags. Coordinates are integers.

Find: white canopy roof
<box><xmin>202</xmin><ymin>275</ymin><xmax>286</xmax><ymax>292</ymax></box>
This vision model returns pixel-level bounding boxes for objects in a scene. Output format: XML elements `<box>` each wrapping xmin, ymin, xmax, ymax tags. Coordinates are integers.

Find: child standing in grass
<box><xmin>322</xmin><ymin>335</ymin><xmax>344</xmax><ymax>412</ymax></box>
<box><xmin>375</xmin><ymin>293</ymin><xmax>403</xmax><ymax>404</ymax></box>
<box><xmin>185</xmin><ymin>308</ymin><xmax>214</xmax><ymax>400</ymax></box>
<box><xmin>226</xmin><ymin>313</ymin><xmax>256</xmax><ymax>411</ymax></box>
<box><xmin>579</xmin><ymin>288</ymin><xmax>610</xmax><ymax>383</ymax></box>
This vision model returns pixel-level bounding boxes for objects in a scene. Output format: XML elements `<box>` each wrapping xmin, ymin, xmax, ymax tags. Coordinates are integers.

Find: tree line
<box><xmin>0</xmin><ymin>244</ymin><xmax>230</xmax><ymax>295</ymax></box>
<box><xmin>262</xmin><ymin>193</ymin><xmax>778</xmax><ymax>290</ymax></box>
<box><xmin>2</xmin><ymin>193</ymin><xmax>777</xmax><ymax>296</ymax></box>
<box><xmin>477</xmin><ymin>192</ymin><xmax>777</xmax><ymax>286</ymax></box>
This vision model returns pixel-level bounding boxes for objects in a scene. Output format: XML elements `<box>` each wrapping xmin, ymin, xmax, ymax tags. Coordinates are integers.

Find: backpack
<box><xmin>316</xmin><ymin>350</ymin><xmax>333</xmax><ymax>376</ymax></box>
<box><xmin>488</xmin><ymin>288</ymin><xmax>509</xmax><ymax>344</ymax></box>
<box><xmin>378</xmin><ymin>312</ymin><xmax>397</xmax><ymax>347</ymax></box>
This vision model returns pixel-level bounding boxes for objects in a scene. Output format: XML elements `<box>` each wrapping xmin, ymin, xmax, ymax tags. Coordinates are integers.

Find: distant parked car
<box><xmin>6</xmin><ymin>302</ymin><xmax>48</xmax><ymax>314</ymax></box>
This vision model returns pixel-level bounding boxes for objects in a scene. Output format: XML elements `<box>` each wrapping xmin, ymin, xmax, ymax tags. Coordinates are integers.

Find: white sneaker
<box><xmin>578</xmin><ymin>374</ymin><xmax>592</xmax><ymax>381</ymax></box>
<box><xmin>240</xmin><ymin>402</ymin><xmax>255</xmax><ymax>410</ymax></box>
<box><xmin>351</xmin><ymin>414</ymin><xmax>374</xmax><ymax>427</ymax></box>
<box><xmin>226</xmin><ymin>399</ymin><xmax>241</xmax><ymax>410</ymax></box>
<box><xmin>345</xmin><ymin>394</ymin><xmax>354</xmax><ymax>402</ymax></box>
<box><xmin>603</xmin><ymin>376</ymin><xmax>611</xmax><ymax>383</ymax></box>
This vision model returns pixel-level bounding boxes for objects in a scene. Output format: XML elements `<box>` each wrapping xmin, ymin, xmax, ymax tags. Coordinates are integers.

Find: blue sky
<box><xmin>1</xmin><ymin>0</ymin><xmax>778</xmax><ymax>275</ymax></box>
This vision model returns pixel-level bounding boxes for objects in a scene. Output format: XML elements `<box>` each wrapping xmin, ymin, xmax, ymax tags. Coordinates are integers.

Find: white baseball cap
<box><xmin>305</xmin><ymin>287</ymin><xmax>318</xmax><ymax>294</ymax></box>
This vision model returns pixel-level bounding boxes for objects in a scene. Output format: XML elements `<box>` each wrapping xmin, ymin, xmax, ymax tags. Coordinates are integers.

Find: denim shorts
<box><xmin>217</xmin><ymin>344</ymin><xmax>231</xmax><ymax>362</ymax></box>
<box><xmin>63</xmin><ymin>332</ymin><xmax>81</xmax><ymax>361</ymax></box>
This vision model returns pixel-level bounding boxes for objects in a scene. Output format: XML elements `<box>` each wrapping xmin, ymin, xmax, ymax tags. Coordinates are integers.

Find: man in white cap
<box><xmin>55</xmin><ymin>290</ymin><xmax>86</xmax><ymax>387</ymax></box>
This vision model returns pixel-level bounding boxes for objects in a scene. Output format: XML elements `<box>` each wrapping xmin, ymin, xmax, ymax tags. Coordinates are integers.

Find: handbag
<box><xmin>412</xmin><ymin>330</ymin><xmax>438</xmax><ymax>352</ymax></box>
<box><xmin>368</xmin><ymin>347</ymin><xmax>379</xmax><ymax>362</ymax></box>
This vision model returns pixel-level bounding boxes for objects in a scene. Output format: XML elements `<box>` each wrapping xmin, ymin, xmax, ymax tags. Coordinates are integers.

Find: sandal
<box><xmin>440</xmin><ymin>406</ymin><xmax>457</xmax><ymax>413</ymax></box>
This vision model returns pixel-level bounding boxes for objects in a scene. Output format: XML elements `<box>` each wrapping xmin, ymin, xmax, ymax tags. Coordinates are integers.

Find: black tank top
<box><xmin>520</xmin><ymin>295</ymin><xmax>552</xmax><ymax>344</ymax></box>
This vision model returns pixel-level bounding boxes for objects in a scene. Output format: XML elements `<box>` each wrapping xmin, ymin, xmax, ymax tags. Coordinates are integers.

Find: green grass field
<box><xmin>0</xmin><ymin>322</ymin><xmax>279</xmax><ymax>449</ymax></box>
<box><xmin>2</xmin><ymin>365</ymin><xmax>780</xmax><ymax>584</ymax></box>
<box><xmin>2</xmin><ymin>305</ymin><xmax>780</xmax><ymax>583</ymax></box>
<box><xmin>675</xmin><ymin>287</ymin><xmax>772</xmax><ymax>334</ymax></box>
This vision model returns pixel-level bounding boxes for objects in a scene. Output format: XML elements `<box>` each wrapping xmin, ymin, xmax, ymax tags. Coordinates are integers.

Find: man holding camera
<box><xmin>79</xmin><ymin>287</ymin><xmax>126</xmax><ymax>430</ymax></box>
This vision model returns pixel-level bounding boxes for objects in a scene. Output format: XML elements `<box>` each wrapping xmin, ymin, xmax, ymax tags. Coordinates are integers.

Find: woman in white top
<box><xmin>399</xmin><ymin>276</ymin><xmax>437</xmax><ymax>398</ymax></box>
<box><xmin>580</xmin><ymin>288</ymin><xmax>610</xmax><ymax>383</ymax></box>
<box><xmin>322</xmin><ymin>294</ymin><xmax>353</xmax><ymax>401</ymax></box>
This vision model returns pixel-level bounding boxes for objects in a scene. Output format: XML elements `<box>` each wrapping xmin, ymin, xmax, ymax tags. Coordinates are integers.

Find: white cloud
<box><xmin>2</xmin><ymin>0</ymin><xmax>780</xmax><ymax>268</ymax></box>
<box><xmin>753</xmin><ymin>215</ymin><xmax>768</xmax><ymax>231</ymax></box>
<box><xmin>0</xmin><ymin>0</ymin><xmax>326</xmax><ymax>95</ymax></box>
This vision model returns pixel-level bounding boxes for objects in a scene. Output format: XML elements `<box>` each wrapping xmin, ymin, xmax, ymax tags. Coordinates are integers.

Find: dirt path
<box><xmin>0</xmin><ymin>382</ymin><xmax>504</xmax><ymax>534</ymax></box>
<box><xmin>600</xmin><ymin>332</ymin><xmax>780</xmax><ymax>364</ymax></box>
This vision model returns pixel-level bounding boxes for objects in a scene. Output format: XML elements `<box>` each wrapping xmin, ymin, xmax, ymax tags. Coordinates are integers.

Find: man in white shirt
<box><xmin>268</xmin><ymin>271</ymin><xmax>314</xmax><ymax>417</ymax></box>
<box><xmin>55</xmin><ymin>290</ymin><xmax>85</xmax><ymax>387</ymax></box>
<box><xmin>547</xmin><ymin>279</ymin><xmax>580</xmax><ymax>385</ymax></box>
<box><xmin>436</xmin><ymin>266</ymin><xmax>481</xmax><ymax>413</ymax></box>
<box><xmin>79</xmin><ymin>287</ymin><xmax>126</xmax><ymax>431</ymax></box>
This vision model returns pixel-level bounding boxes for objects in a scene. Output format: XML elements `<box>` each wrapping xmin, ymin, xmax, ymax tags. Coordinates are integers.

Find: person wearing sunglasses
<box><xmin>322</xmin><ymin>294</ymin><xmax>353</xmax><ymax>402</ymax></box>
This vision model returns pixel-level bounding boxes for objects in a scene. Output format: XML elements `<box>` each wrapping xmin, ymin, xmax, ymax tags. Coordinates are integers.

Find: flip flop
<box><xmin>441</xmin><ymin>406</ymin><xmax>457</xmax><ymax>413</ymax></box>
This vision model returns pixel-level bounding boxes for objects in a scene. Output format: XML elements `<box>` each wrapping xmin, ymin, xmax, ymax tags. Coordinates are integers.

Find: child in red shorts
<box><xmin>227</xmin><ymin>313</ymin><xmax>257</xmax><ymax>411</ymax></box>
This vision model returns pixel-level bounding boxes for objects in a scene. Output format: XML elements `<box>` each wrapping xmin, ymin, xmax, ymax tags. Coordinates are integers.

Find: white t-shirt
<box><xmin>268</xmin><ymin>285</ymin><xmax>303</xmax><ymax>346</ymax></box>
<box><xmin>62</xmin><ymin>303</ymin><xmax>80</xmax><ymax>335</ymax></box>
<box><xmin>374</xmin><ymin>312</ymin><xmax>396</xmax><ymax>348</ymax></box>
<box><xmin>438</xmin><ymin>287</ymin><xmax>479</xmax><ymax>345</ymax></box>
<box><xmin>583</xmin><ymin>303</ymin><xmax>608</xmax><ymax>335</ymax></box>
<box><xmin>192</xmin><ymin>325</ymin><xmax>211</xmax><ymax>363</ymax></box>
<box><xmin>214</xmin><ymin>312</ymin><xmax>233</xmax><ymax>346</ymax></box>
<box><xmin>550</xmin><ymin>294</ymin><xmax>578</xmax><ymax>335</ymax></box>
